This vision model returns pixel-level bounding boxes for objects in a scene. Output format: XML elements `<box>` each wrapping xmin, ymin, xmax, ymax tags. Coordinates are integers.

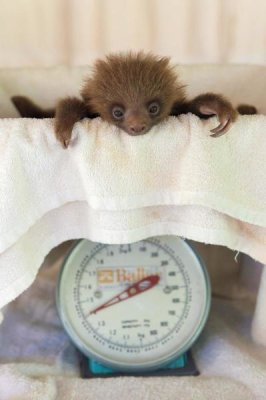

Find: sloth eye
<box><xmin>112</xmin><ymin>106</ymin><xmax>124</xmax><ymax>120</ymax></box>
<box><xmin>148</xmin><ymin>102</ymin><xmax>160</xmax><ymax>116</ymax></box>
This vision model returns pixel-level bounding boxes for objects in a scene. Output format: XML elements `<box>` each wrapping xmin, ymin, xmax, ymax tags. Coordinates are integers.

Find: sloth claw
<box><xmin>210</xmin><ymin>117</ymin><xmax>232</xmax><ymax>137</ymax></box>
<box><xmin>193</xmin><ymin>94</ymin><xmax>237</xmax><ymax>138</ymax></box>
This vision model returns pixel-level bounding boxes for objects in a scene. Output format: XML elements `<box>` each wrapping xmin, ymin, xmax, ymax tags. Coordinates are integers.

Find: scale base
<box><xmin>80</xmin><ymin>351</ymin><xmax>199</xmax><ymax>378</ymax></box>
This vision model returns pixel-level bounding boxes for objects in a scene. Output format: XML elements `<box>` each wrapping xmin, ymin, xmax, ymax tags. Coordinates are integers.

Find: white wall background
<box><xmin>0</xmin><ymin>0</ymin><xmax>265</xmax><ymax>68</ymax></box>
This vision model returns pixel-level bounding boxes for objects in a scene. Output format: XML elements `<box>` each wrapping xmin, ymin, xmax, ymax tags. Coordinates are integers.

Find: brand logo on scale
<box><xmin>97</xmin><ymin>267</ymin><xmax>160</xmax><ymax>288</ymax></box>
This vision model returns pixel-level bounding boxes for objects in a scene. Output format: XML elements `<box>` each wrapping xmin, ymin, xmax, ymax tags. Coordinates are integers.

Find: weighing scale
<box><xmin>56</xmin><ymin>236</ymin><xmax>211</xmax><ymax>377</ymax></box>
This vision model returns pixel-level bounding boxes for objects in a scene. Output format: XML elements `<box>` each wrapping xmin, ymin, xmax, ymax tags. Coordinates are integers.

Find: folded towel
<box><xmin>0</xmin><ymin>114</ymin><xmax>266</xmax><ymax>342</ymax></box>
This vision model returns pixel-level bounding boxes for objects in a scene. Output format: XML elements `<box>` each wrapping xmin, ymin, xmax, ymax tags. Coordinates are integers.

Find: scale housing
<box><xmin>56</xmin><ymin>236</ymin><xmax>211</xmax><ymax>377</ymax></box>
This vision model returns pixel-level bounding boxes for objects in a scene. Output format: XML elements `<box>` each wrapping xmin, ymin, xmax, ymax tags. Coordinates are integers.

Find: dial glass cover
<box><xmin>57</xmin><ymin>236</ymin><xmax>210</xmax><ymax>371</ymax></box>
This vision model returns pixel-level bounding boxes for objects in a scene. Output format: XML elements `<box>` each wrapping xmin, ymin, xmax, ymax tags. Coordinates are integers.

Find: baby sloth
<box><xmin>12</xmin><ymin>52</ymin><xmax>242</xmax><ymax>148</ymax></box>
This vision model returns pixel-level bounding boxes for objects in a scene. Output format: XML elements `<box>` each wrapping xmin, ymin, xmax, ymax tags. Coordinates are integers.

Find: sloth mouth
<box><xmin>126</xmin><ymin>129</ymin><xmax>150</xmax><ymax>136</ymax></box>
<box><xmin>122</xmin><ymin>124</ymin><xmax>153</xmax><ymax>136</ymax></box>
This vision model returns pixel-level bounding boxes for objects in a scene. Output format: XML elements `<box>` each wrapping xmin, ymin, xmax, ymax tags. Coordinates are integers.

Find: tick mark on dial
<box><xmin>94</xmin><ymin>290</ymin><xmax>102</xmax><ymax>298</ymax></box>
<box><xmin>164</xmin><ymin>286</ymin><xmax>172</xmax><ymax>294</ymax></box>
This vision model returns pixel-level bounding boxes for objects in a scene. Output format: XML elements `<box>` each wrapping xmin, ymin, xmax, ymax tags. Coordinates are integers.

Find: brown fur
<box><xmin>81</xmin><ymin>53</ymin><xmax>186</xmax><ymax>132</ymax></box>
<box><xmin>11</xmin><ymin>52</ymin><xmax>257</xmax><ymax>148</ymax></box>
<box><xmin>12</xmin><ymin>96</ymin><xmax>54</xmax><ymax>118</ymax></box>
<box><xmin>237</xmin><ymin>104</ymin><xmax>257</xmax><ymax>115</ymax></box>
<box><xmin>54</xmin><ymin>97</ymin><xmax>89</xmax><ymax>147</ymax></box>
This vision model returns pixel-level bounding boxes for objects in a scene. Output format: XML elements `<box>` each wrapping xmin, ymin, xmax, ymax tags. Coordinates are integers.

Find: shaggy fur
<box><xmin>81</xmin><ymin>53</ymin><xmax>186</xmax><ymax>129</ymax></box>
<box><xmin>11</xmin><ymin>52</ymin><xmax>257</xmax><ymax>147</ymax></box>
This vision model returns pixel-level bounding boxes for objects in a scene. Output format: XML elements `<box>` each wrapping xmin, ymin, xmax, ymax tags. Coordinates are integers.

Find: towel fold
<box><xmin>0</xmin><ymin>113</ymin><xmax>266</xmax><ymax>313</ymax></box>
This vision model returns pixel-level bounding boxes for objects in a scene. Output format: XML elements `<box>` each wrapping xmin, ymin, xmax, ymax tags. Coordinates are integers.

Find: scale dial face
<box><xmin>57</xmin><ymin>236</ymin><xmax>210</xmax><ymax>371</ymax></box>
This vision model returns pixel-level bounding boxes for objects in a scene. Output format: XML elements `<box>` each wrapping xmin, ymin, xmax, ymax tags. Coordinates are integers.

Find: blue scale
<box><xmin>56</xmin><ymin>236</ymin><xmax>210</xmax><ymax>377</ymax></box>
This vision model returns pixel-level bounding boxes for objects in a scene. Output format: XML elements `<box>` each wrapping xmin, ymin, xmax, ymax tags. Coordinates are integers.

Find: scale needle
<box><xmin>88</xmin><ymin>275</ymin><xmax>160</xmax><ymax>316</ymax></box>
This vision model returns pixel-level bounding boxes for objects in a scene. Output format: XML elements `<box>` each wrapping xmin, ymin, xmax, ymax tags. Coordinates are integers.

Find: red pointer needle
<box><xmin>88</xmin><ymin>275</ymin><xmax>160</xmax><ymax>316</ymax></box>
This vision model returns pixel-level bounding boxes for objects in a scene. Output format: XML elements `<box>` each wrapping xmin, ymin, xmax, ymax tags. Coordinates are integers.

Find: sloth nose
<box><xmin>129</xmin><ymin>124</ymin><xmax>147</xmax><ymax>134</ymax></box>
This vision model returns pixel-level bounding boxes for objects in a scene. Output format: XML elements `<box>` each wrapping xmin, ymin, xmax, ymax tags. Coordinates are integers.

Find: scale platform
<box><xmin>80</xmin><ymin>351</ymin><xmax>199</xmax><ymax>378</ymax></box>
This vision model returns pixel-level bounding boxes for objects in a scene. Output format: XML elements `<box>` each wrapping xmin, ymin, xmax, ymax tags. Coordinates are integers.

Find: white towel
<box><xmin>0</xmin><ymin>114</ymin><xmax>266</xmax><ymax>338</ymax></box>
